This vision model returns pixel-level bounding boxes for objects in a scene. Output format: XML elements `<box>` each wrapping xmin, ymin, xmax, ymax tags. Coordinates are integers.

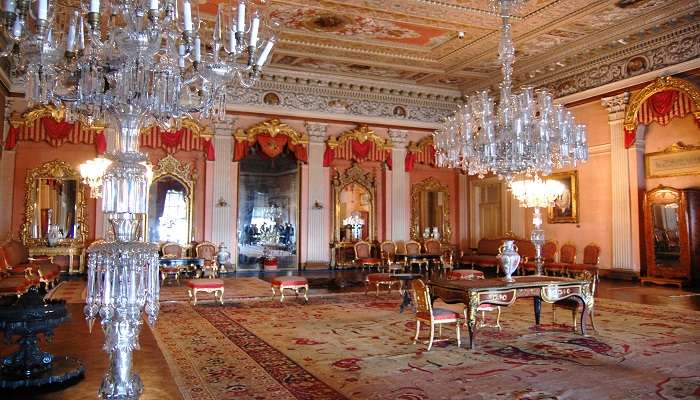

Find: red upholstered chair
<box><xmin>365</xmin><ymin>273</ymin><xmax>398</xmax><ymax>296</ymax></box>
<box><xmin>567</xmin><ymin>243</ymin><xmax>601</xmax><ymax>277</ymax></box>
<box><xmin>546</xmin><ymin>243</ymin><xmax>576</xmax><ymax>276</ymax></box>
<box><xmin>1</xmin><ymin>239</ymin><xmax>60</xmax><ymax>288</ymax></box>
<box><xmin>354</xmin><ymin>241</ymin><xmax>381</xmax><ymax>271</ymax></box>
<box><xmin>380</xmin><ymin>241</ymin><xmax>403</xmax><ymax>273</ymax></box>
<box><xmin>552</xmin><ymin>270</ymin><xmax>597</xmax><ymax>331</ymax></box>
<box><xmin>405</xmin><ymin>240</ymin><xmax>428</xmax><ymax>271</ymax></box>
<box><xmin>515</xmin><ymin>240</ymin><xmax>536</xmax><ymax>275</ymax></box>
<box><xmin>195</xmin><ymin>241</ymin><xmax>218</xmax><ymax>278</ymax></box>
<box><xmin>162</xmin><ymin>242</ymin><xmax>184</xmax><ymax>258</ymax></box>
<box><xmin>0</xmin><ymin>249</ymin><xmax>41</xmax><ymax>296</ymax></box>
<box><xmin>522</xmin><ymin>240</ymin><xmax>557</xmax><ymax>275</ymax></box>
<box><xmin>424</xmin><ymin>239</ymin><xmax>441</xmax><ymax>255</ymax></box>
<box><xmin>412</xmin><ymin>279</ymin><xmax>461</xmax><ymax>351</ymax></box>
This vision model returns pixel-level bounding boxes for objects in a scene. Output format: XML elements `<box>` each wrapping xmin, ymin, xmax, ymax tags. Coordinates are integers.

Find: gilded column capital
<box><xmin>212</xmin><ymin>116</ymin><xmax>237</xmax><ymax>136</ymax></box>
<box><xmin>388</xmin><ymin>129</ymin><xmax>409</xmax><ymax>148</ymax></box>
<box><xmin>305</xmin><ymin>122</ymin><xmax>328</xmax><ymax>143</ymax></box>
<box><xmin>601</xmin><ymin>92</ymin><xmax>630</xmax><ymax>121</ymax></box>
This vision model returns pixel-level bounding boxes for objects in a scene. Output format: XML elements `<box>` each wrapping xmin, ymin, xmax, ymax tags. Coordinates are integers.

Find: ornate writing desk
<box><xmin>29</xmin><ymin>246</ymin><xmax>85</xmax><ymax>274</ymax></box>
<box><xmin>429</xmin><ymin>276</ymin><xmax>593</xmax><ymax>349</ymax></box>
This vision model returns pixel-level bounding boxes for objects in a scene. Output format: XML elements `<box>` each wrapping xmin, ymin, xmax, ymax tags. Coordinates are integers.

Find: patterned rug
<box><xmin>149</xmin><ymin>294</ymin><xmax>700</xmax><ymax>400</ymax></box>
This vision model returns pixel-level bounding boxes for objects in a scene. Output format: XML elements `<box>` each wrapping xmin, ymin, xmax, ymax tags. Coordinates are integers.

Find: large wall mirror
<box><xmin>411</xmin><ymin>177</ymin><xmax>451</xmax><ymax>242</ymax></box>
<box><xmin>147</xmin><ymin>155</ymin><xmax>195</xmax><ymax>245</ymax></box>
<box><xmin>332</xmin><ymin>163</ymin><xmax>376</xmax><ymax>243</ymax></box>
<box><xmin>21</xmin><ymin>160</ymin><xmax>87</xmax><ymax>246</ymax></box>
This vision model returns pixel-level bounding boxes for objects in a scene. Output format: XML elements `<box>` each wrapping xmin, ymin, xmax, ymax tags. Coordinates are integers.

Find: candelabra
<box><xmin>1</xmin><ymin>1</ymin><xmax>276</xmax><ymax>399</ymax></box>
<box><xmin>510</xmin><ymin>175</ymin><xmax>565</xmax><ymax>275</ymax></box>
<box><xmin>343</xmin><ymin>214</ymin><xmax>365</xmax><ymax>241</ymax></box>
<box><xmin>433</xmin><ymin>0</ymin><xmax>588</xmax><ymax>182</ymax></box>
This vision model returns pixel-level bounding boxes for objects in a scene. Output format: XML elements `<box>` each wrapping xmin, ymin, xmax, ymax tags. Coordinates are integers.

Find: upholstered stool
<box><xmin>186</xmin><ymin>279</ymin><xmax>224</xmax><ymax>306</ymax></box>
<box><xmin>448</xmin><ymin>269</ymin><xmax>484</xmax><ymax>280</ymax></box>
<box><xmin>271</xmin><ymin>276</ymin><xmax>309</xmax><ymax>303</ymax></box>
<box><xmin>365</xmin><ymin>273</ymin><xmax>398</xmax><ymax>296</ymax></box>
<box><xmin>160</xmin><ymin>266</ymin><xmax>181</xmax><ymax>285</ymax></box>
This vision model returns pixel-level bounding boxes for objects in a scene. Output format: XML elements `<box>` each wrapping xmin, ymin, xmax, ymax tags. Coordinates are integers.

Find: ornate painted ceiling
<box><xmin>194</xmin><ymin>0</ymin><xmax>700</xmax><ymax>98</ymax></box>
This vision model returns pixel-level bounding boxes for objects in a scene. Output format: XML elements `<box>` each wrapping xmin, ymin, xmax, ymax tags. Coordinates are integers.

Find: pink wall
<box><xmin>644</xmin><ymin>115</ymin><xmax>700</xmax><ymax>190</ymax></box>
<box><xmin>409</xmin><ymin>165</ymin><xmax>461</xmax><ymax>246</ymax></box>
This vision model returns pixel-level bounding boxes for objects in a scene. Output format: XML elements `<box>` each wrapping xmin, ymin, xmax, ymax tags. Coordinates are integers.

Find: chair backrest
<box><xmin>405</xmin><ymin>240</ymin><xmax>421</xmax><ymax>256</ymax></box>
<box><xmin>582</xmin><ymin>243</ymin><xmax>600</xmax><ymax>265</ymax></box>
<box><xmin>441</xmin><ymin>251</ymin><xmax>453</xmax><ymax>267</ymax></box>
<box><xmin>411</xmin><ymin>279</ymin><xmax>432</xmax><ymax>316</ymax></box>
<box><xmin>424</xmin><ymin>239</ymin><xmax>441</xmax><ymax>255</ymax></box>
<box><xmin>515</xmin><ymin>240</ymin><xmax>536</xmax><ymax>260</ymax></box>
<box><xmin>380</xmin><ymin>241</ymin><xmax>396</xmax><ymax>256</ymax></box>
<box><xmin>162</xmin><ymin>243</ymin><xmax>184</xmax><ymax>258</ymax></box>
<box><xmin>1</xmin><ymin>239</ymin><xmax>29</xmax><ymax>266</ymax></box>
<box><xmin>477</xmin><ymin>238</ymin><xmax>502</xmax><ymax>256</ymax></box>
<box><xmin>559</xmin><ymin>243</ymin><xmax>576</xmax><ymax>264</ymax></box>
<box><xmin>196</xmin><ymin>241</ymin><xmax>217</xmax><ymax>261</ymax></box>
<box><xmin>354</xmin><ymin>241</ymin><xmax>371</xmax><ymax>259</ymax></box>
<box><xmin>542</xmin><ymin>241</ymin><xmax>558</xmax><ymax>263</ymax></box>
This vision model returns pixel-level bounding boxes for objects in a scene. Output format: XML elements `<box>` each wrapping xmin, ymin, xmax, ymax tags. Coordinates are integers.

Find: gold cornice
<box><xmin>624</xmin><ymin>76</ymin><xmax>700</xmax><ymax>133</ymax></box>
<box><xmin>235</xmin><ymin>118</ymin><xmax>308</xmax><ymax>145</ymax></box>
<box><xmin>140</xmin><ymin>117</ymin><xmax>212</xmax><ymax>138</ymax></box>
<box><xmin>327</xmin><ymin>125</ymin><xmax>390</xmax><ymax>151</ymax></box>
<box><xmin>11</xmin><ymin>105</ymin><xmax>105</xmax><ymax>130</ymax></box>
<box><xmin>408</xmin><ymin>136</ymin><xmax>434</xmax><ymax>153</ymax></box>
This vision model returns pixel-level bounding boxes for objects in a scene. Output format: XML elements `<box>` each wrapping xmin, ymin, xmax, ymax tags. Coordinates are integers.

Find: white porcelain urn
<box><xmin>498</xmin><ymin>240</ymin><xmax>521</xmax><ymax>282</ymax></box>
<box><xmin>217</xmin><ymin>243</ymin><xmax>231</xmax><ymax>266</ymax></box>
<box><xmin>46</xmin><ymin>225</ymin><xmax>63</xmax><ymax>247</ymax></box>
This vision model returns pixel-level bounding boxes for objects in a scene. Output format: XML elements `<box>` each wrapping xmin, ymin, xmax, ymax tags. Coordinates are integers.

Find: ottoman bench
<box><xmin>271</xmin><ymin>276</ymin><xmax>309</xmax><ymax>303</ymax></box>
<box><xmin>186</xmin><ymin>279</ymin><xmax>224</xmax><ymax>305</ymax></box>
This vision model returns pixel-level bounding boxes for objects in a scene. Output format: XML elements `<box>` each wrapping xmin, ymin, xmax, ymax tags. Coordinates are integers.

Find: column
<box><xmin>627</xmin><ymin>125</ymin><xmax>646</xmax><ymax>272</ymax></box>
<box><xmin>209</xmin><ymin>116</ymin><xmax>236</xmax><ymax>258</ymax></box>
<box><xmin>601</xmin><ymin>93</ymin><xmax>635</xmax><ymax>272</ymax></box>
<box><xmin>304</xmin><ymin>122</ymin><xmax>331</xmax><ymax>267</ymax></box>
<box><xmin>0</xmin><ymin>99</ymin><xmax>15</xmax><ymax>238</ymax></box>
<box><xmin>230</xmin><ymin>161</ymin><xmax>239</xmax><ymax>270</ymax></box>
<box><xmin>388</xmin><ymin>129</ymin><xmax>410</xmax><ymax>242</ymax></box>
<box><xmin>458</xmin><ymin>173</ymin><xmax>469</xmax><ymax>249</ymax></box>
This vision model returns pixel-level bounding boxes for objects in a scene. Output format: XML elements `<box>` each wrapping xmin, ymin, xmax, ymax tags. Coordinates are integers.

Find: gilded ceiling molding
<box><xmin>327</xmin><ymin>125</ymin><xmax>391</xmax><ymax>151</ymax></box>
<box><xmin>234</xmin><ymin>118</ymin><xmax>308</xmax><ymax>145</ymax></box>
<box><xmin>623</xmin><ymin>76</ymin><xmax>700</xmax><ymax>133</ymax></box>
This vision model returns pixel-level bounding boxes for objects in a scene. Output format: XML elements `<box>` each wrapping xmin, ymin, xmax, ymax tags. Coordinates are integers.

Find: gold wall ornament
<box><xmin>147</xmin><ymin>155</ymin><xmax>197</xmax><ymax>244</ymax></box>
<box><xmin>10</xmin><ymin>104</ymin><xmax>106</xmax><ymax>130</ymax></box>
<box><xmin>623</xmin><ymin>76</ymin><xmax>700</xmax><ymax>134</ymax></box>
<box><xmin>332</xmin><ymin>163</ymin><xmax>377</xmax><ymax>243</ymax></box>
<box><xmin>140</xmin><ymin>117</ymin><xmax>212</xmax><ymax>138</ymax></box>
<box><xmin>21</xmin><ymin>160</ymin><xmax>88</xmax><ymax>247</ymax></box>
<box><xmin>645</xmin><ymin>141</ymin><xmax>700</xmax><ymax>178</ymax></box>
<box><xmin>407</xmin><ymin>136</ymin><xmax>434</xmax><ymax>154</ymax></box>
<box><xmin>410</xmin><ymin>177</ymin><xmax>452</xmax><ymax>242</ymax></box>
<box><xmin>235</xmin><ymin>118</ymin><xmax>308</xmax><ymax>145</ymax></box>
<box><xmin>326</xmin><ymin>124</ymin><xmax>391</xmax><ymax>151</ymax></box>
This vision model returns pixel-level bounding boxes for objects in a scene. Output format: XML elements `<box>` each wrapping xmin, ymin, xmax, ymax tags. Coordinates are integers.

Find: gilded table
<box><xmin>29</xmin><ymin>246</ymin><xmax>85</xmax><ymax>274</ymax></box>
<box><xmin>429</xmin><ymin>276</ymin><xmax>594</xmax><ymax>349</ymax></box>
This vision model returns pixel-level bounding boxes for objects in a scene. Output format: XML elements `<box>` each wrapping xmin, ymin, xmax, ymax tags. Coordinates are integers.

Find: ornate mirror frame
<box><xmin>332</xmin><ymin>163</ymin><xmax>377</xmax><ymax>243</ymax></box>
<box><xmin>410</xmin><ymin>177</ymin><xmax>452</xmax><ymax>242</ymax></box>
<box><xmin>146</xmin><ymin>155</ymin><xmax>196</xmax><ymax>243</ymax></box>
<box><xmin>21</xmin><ymin>160</ymin><xmax>88</xmax><ymax>246</ymax></box>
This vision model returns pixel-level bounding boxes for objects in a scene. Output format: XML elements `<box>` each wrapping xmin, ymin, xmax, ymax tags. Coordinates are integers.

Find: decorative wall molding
<box><xmin>305</xmin><ymin>122</ymin><xmax>329</xmax><ymax>143</ymax></box>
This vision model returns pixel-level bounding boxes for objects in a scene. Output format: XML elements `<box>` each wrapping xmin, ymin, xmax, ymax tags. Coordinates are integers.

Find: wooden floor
<box><xmin>1</xmin><ymin>272</ymin><xmax>698</xmax><ymax>399</ymax></box>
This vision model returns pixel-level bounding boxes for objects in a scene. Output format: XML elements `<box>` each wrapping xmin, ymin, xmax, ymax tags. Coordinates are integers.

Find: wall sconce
<box><xmin>216</xmin><ymin>197</ymin><xmax>230</xmax><ymax>207</ymax></box>
<box><xmin>312</xmin><ymin>201</ymin><xmax>323</xmax><ymax>210</ymax></box>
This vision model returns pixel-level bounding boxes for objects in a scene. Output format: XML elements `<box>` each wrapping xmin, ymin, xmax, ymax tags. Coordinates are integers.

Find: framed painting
<box><xmin>547</xmin><ymin>170</ymin><xmax>579</xmax><ymax>224</ymax></box>
<box><xmin>645</xmin><ymin>142</ymin><xmax>700</xmax><ymax>178</ymax></box>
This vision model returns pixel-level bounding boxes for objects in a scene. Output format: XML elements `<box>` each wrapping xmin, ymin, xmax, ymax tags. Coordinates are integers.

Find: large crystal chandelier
<box><xmin>1</xmin><ymin>1</ymin><xmax>276</xmax><ymax>399</ymax></box>
<box><xmin>433</xmin><ymin>0</ymin><xmax>588</xmax><ymax>181</ymax></box>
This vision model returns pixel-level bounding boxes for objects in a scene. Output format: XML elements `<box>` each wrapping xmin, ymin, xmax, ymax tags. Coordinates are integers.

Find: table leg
<box><xmin>399</xmin><ymin>280</ymin><xmax>411</xmax><ymax>313</ymax></box>
<box><xmin>575</xmin><ymin>295</ymin><xmax>589</xmax><ymax>336</ymax></box>
<box><xmin>466</xmin><ymin>302</ymin><xmax>477</xmax><ymax>349</ymax></box>
<box><xmin>533</xmin><ymin>297</ymin><xmax>541</xmax><ymax>325</ymax></box>
<box><xmin>69</xmin><ymin>253</ymin><xmax>75</xmax><ymax>275</ymax></box>
<box><xmin>80</xmin><ymin>253</ymin><xmax>85</xmax><ymax>273</ymax></box>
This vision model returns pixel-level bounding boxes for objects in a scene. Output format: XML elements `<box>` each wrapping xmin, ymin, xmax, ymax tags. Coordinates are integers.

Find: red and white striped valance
<box><xmin>405</xmin><ymin>137</ymin><xmax>435</xmax><ymax>172</ymax></box>
<box><xmin>4</xmin><ymin>117</ymin><xmax>106</xmax><ymax>153</ymax></box>
<box><xmin>139</xmin><ymin>127</ymin><xmax>215</xmax><ymax>161</ymax></box>
<box><xmin>636</xmin><ymin>91</ymin><xmax>695</xmax><ymax>127</ymax></box>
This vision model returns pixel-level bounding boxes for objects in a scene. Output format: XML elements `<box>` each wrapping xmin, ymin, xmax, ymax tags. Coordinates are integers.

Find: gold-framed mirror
<box><xmin>21</xmin><ymin>160</ymin><xmax>87</xmax><ymax>247</ymax></box>
<box><xmin>146</xmin><ymin>155</ymin><xmax>196</xmax><ymax>245</ymax></box>
<box><xmin>410</xmin><ymin>177</ymin><xmax>451</xmax><ymax>242</ymax></box>
<box><xmin>332</xmin><ymin>163</ymin><xmax>376</xmax><ymax>243</ymax></box>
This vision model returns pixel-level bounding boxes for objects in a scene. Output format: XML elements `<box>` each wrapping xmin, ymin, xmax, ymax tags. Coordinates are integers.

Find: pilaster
<box><xmin>0</xmin><ymin>98</ymin><xmax>15</xmax><ymax>239</ymax></box>
<box><xmin>601</xmin><ymin>92</ymin><xmax>636</xmax><ymax>271</ymax></box>
<box><xmin>304</xmin><ymin>122</ymin><xmax>330</xmax><ymax>266</ymax></box>
<box><xmin>458</xmin><ymin>173</ymin><xmax>469</xmax><ymax>250</ymax></box>
<box><xmin>388</xmin><ymin>129</ymin><xmax>410</xmax><ymax>242</ymax></box>
<box><xmin>209</xmin><ymin>116</ymin><xmax>236</xmax><ymax>257</ymax></box>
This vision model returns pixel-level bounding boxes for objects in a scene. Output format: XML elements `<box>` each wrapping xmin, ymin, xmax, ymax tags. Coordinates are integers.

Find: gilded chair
<box><xmin>405</xmin><ymin>240</ymin><xmax>427</xmax><ymax>272</ymax></box>
<box><xmin>195</xmin><ymin>241</ymin><xmax>218</xmax><ymax>278</ymax></box>
<box><xmin>380</xmin><ymin>241</ymin><xmax>402</xmax><ymax>273</ymax></box>
<box><xmin>546</xmin><ymin>243</ymin><xmax>576</xmax><ymax>276</ymax></box>
<box><xmin>522</xmin><ymin>240</ymin><xmax>557</xmax><ymax>275</ymax></box>
<box><xmin>162</xmin><ymin>242</ymin><xmax>184</xmax><ymax>258</ymax></box>
<box><xmin>567</xmin><ymin>243</ymin><xmax>601</xmax><ymax>277</ymax></box>
<box><xmin>552</xmin><ymin>270</ymin><xmax>597</xmax><ymax>331</ymax></box>
<box><xmin>424</xmin><ymin>238</ymin><xmax>443</xmax><ymax>272</ymax></box>
<box><xmin>161</xmin><ymin>242</ymin><xmax>185</xmax><ymax>284</ymax></box>
<box><xmin>412</xmin><ymin>279</ymin><xmax>462</xmax><ymax>351</ymax></box>
<box><xmin>440</xmin><ymin>251</ymin><xmax>454</xmax><ymax>275</ymax></box>
<box><xmin>354</xmin><ymin>241</ymin><xmax>381</xmax><ymax>270</ymax></box>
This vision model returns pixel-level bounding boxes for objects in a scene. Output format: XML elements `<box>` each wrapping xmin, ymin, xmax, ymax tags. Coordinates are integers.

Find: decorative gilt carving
<box><xmin>410</xmin><ymin>177</ymin><xmax>452</xmax><ymax>242</ymax></box>
<box><xmin>21</xmin><ymin>160</ymin><xmax>87</xmax><ymax>247</ymax></box>
<box><xmin>601</xmin><ymin>92</ymin><xmax>630</xmax><ymax>116</ymax></box>
<box><xmin>332</xmin><ymin>163</ymin><xmax>377</xmax><ymax>243</ymax></box>
<box><xmin>624</xmin><ymin>76</ymin><xmax>700</xmax><ymax>132</ymax></box>
<box><xmin>11</xmin><ymin>104</ymin><xmax>105</xmax><ymax>130</ymax></box>
<box><xmin>141</xmin><ymin>117</ymin><xmax>212</xmax><ymax>138</ymax></box>
<box><xmin>645</xmin><ymin>141</ymin><xmax>700</xmax><ymax>179</ymax></box>
<box><xmin>235</xmin><ymin>118</ymin><xmax>308</xmax><ymax>145</ymax></box>
<box><xmin>408</xmin><ymin>136</ymin><xmax>434</xmax><ymax>154</ymax></box>
<box><xmin>327</xmin><ymin>125</ymin><xmax>391</xmax><ymax>151</ymax></box>
<box><xmin>148</xmin><ymin>155</ymin><xmax>197</xmax><ymax>243</ymax></box>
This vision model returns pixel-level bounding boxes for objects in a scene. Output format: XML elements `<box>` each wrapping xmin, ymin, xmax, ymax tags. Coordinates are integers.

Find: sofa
<box><xmin>0</xmin><ymin>239</ymin><xmax>61</xmax><ymax>288</ymax></box>
<box><xmin>0</xmin><ymin>247</ymin><xmax>41</xmax><ymax>296</ymax></box>
<box><xmin>461</xmin><ymin>236</ymin><xmax>541</xmax><ymax>275</ymax></box>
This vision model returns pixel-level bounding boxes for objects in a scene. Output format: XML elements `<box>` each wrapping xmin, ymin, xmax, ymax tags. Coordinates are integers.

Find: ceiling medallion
<box><xmin>304</xmin><ymin>13</ymin><xmax>351</xmax><ymax>32</ymax></box>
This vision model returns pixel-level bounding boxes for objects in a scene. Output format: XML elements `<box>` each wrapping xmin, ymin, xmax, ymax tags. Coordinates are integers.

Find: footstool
<box><xmin>365</xmin><ymin>273</ymin><xmax>398</xmax><ymax>296</ymax></box>
<box><xmin>271</xmin><ymin>276</ymin><xmax>309</xmax><ymax>303</ymax></box>
<box><xmin>448</xmin><ymin>269</ymin><xmax>484</xmax><ymax>280</ymax></box>
<box><xmin>186</xmin><ymin>279</ymin><xmax>224</xmax><ymax>305</ymax></box>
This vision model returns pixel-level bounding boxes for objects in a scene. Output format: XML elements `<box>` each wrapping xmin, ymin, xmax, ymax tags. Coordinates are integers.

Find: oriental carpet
<box><xmin>149</xmin><ymin>294</ymin><xmax>700</xmax><ymax>400</ymax></box>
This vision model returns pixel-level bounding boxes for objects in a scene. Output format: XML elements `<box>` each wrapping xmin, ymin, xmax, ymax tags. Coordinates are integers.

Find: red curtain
<box><xmin>649</xmin><ymin>90</ymin><xmax>678</xmax><ymax>117</ymax></box>
<box><xmin>385</xmin><ymin>150</ymin><xmax>392</xmax><ymax>170</ymax></box>
<box><xmin>94</xmin><ymin>131</ymin><xmax>107</xmax><ymax>154</ymax></box>
<box><xmin>203</xmin><ymin>138</ymin><xmax>215</xmax><ymax>161</ymax></box>
<box><xmin>4</xmin><ymin>126</ymin><xmax>19</xmax><ymax>150</ymax></box>
<box><xmin>160</xmin><ymin>129</ymin><xmax>185</xmax><ymax>148</ymax></box>
<box><xmin>323</xmin><ymin>147</ymin><xmax>334</xmax><ymax>166</ymax></box>
<box><xmin>233</xmin><ymin>140</ymin><xmax>249</xmax><ymax>161</ymax></box>
<box><xmin>41</xmin><ymin>117</ymin><xmax>74</xmax><ymax>140</ymax></box>
<box><xmin>351</xmin><ymin>140</ymin><xmax>371</xmax><ymax>160</ymax></box>
<box><xmin>291</xmin><ymin>143</ymin><xmax>308</xmax><ymax>163</ymax></box>
<box><xmin>404</xmin><ymin>152</ymin><xmax>416</xmax><ymax>172</ymax></box>
<box><xmin>256</xmin><ymin>134</ymin><xmax>288</xmax><ymax>159</ymax></box>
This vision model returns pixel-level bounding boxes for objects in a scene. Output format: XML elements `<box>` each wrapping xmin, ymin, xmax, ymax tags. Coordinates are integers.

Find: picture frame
<box><xmin>645</xmin><ymin>142</ymin><xmax>700</xmax><ymax>179</ymax></box>
<box><xmin>547</xmin><ymin>170</ymin><xmax>579</xmax><ymax>224</ymax></box>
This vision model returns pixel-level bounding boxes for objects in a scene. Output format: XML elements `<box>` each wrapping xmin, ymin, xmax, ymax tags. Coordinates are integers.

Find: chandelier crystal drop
<box><xmin>79</xmin><ymin>156</ymin><xmax>112</xmax><ymax>198</ymax></box>
<box><xmin>510</xmin><ymin>175</ymin><xmax>565</xmax><ymax>209</ymax></box>
<box><xmin>433</xmin><ymin>0</ymin><xmax>588</xmax><ymax>182</ymax></box>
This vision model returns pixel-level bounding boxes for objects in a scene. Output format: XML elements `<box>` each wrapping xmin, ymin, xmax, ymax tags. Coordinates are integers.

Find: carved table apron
<box><xmin>429</xmin><ymin>276</ymin><xmax>594</xmax><ymax>349</ymax></box>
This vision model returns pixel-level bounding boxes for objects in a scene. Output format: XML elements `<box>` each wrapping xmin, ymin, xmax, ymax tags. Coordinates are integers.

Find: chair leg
<box><xmin>495</xmin><ymin>307</ymin><xmax>502</xmax><ymax>331</ymax></box>
<box><xmin>456</xmin><ymin>321</ymin><xmax>461</xmax><ymax>348</ymax></box>
<box><xmin>571</xmin><ymin>309</ymin><xmax>577</xmax><ymax>332</ymax></box>
<box><xmin>427</xmin><ymin>323</ymin><xmax>435</xmax><ymax>351</ymax></box>
<box><xmin>271</xmin><ymin>286</ymin><xmax>276</xmax><ymax>300</ymax></box>
<box><xmin>193</xmin><ymin>290</ymin><xmax>198</xmax><ymax>306</ymax></box>
<box><xmin>219</xmin><ymin>289</ymin><xmax>224</xmax><ymax>304</ymax></box>
<box><xmin>376</xmin><ymin>283</ymin><xmax>380</xmax><ymax>297</ymax></box>
<box><xmin>414</xmin><ymin>320</ymin><xmax>421</xmax><ymax>344</ymax></box>
<box><xmin>589</xmin><ymin>309</ymin><xmax>596</xmax><ymax>331</ymax></box>
<box><xmin>552</xmin><ymin>305</ymin><xmax>557</xmax><ymax>324</ymax></box>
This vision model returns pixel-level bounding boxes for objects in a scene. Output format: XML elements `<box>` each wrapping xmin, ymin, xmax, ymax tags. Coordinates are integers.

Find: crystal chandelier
<box><xmin>433</xmin><ymin>0</ymin><xmax>588</xmax><ymax>182</ymax></box>
<box><xmin>79</xmin><ymin>156</ymin><xmax>112</xmax><ymax>198</ymax></box>
<box><xmin>510</xmin><ymin>175</ymin><xmax>565</xmax><ymax>275</ymax></box>
<box><xmin>2</xmin><ymin>1</ymin><xmax>276</xmax><ymax>399</ymax></box>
